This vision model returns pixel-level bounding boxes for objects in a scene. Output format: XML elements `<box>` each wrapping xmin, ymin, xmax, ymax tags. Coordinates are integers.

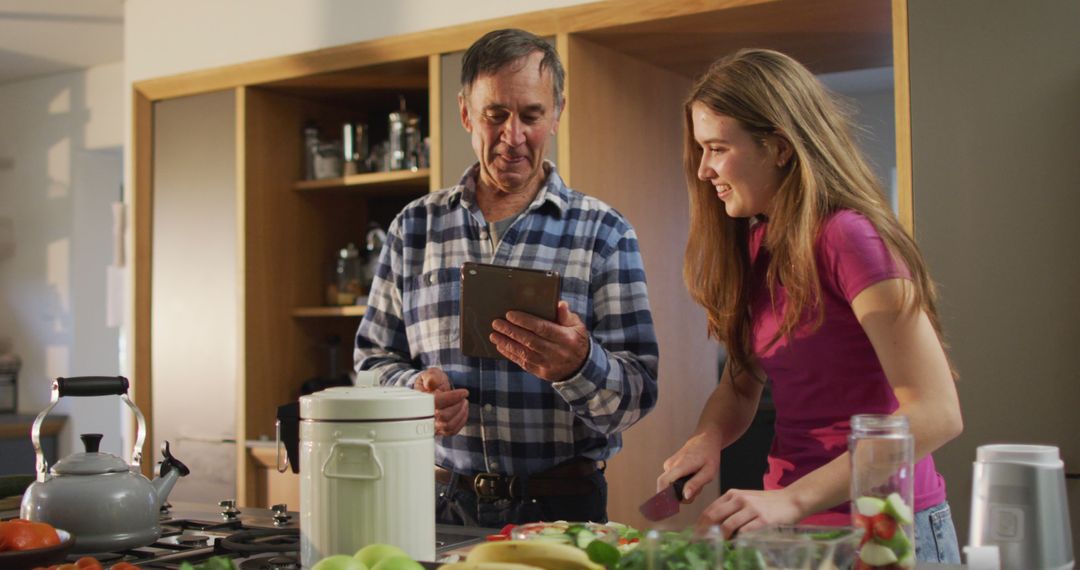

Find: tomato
<box><xmin>0</xmin><ymin>519</ymin><xmax>60</xmax><ymax>551</ymax></box>
<box><xmin>75</xmin><ymin>557</ymin><xmax>104</xmax><ymax>570</ymax></box>
<box><xmin>55</xmin><ymin>565</ymin><xmax>78</xmax><ymax>570</ymax></box>
<box><xmin>485</xmin><ymin>534</ymin><xmax>510</xmax><ymax>541</ymax></box>
<box><xmin>498</xmin><ymin>523</ymin><xmax>516</xmax><ymax>536</ymax></box>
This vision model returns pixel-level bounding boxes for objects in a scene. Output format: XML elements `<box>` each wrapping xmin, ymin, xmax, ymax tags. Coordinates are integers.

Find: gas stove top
<box><xmin>6</xmin><ymin>500</ymin><xmax>488</xmax><ymax>569</ymax></box>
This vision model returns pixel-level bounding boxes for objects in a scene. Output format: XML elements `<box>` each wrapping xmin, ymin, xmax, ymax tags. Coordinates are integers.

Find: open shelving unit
<box><xmin>291</xmin><ymin>306</ymin><xmax>368</xmax><ymax>318</ymax></box>
<box><xmin>293</xmin><ymin>168</ymin><xmax>431</xmax><ymax>193</ymax></box>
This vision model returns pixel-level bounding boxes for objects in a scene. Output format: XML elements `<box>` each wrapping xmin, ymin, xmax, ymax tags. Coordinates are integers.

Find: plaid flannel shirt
<box><xmin>355</xmin><ymin>162</ymin><xmax>659</xmax><ymax>476</ymax></box>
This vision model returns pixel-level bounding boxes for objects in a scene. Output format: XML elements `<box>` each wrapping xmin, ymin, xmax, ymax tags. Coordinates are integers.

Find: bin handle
<box><xmin>322</xmin><ymin>439</ymin><xmax>383</xmax><ymax>481</ymax></box>
<box><xmin>274</xmin><ymin>420</ymin><xmax>289</xmax><ymax>474</ymax></box>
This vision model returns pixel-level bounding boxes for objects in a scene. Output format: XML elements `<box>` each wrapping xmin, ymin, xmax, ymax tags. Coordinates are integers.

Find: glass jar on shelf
<box><xmin>334</xmin><ymin>243</ymin><xmax>363</xmax><ymax>306</ymax></box>
<box><xmin>361</xmin><ymin>223</ymin><xmax>387</xmax><ymax>297</ymax></box>
<box><xmin>849</xmin><ymin>413</ymin><xmax>916</xmax><ymax>568</ymax></box>
<box><xmin>302</xmin><ymin>123</ymin><xmax>320</xmax><ymax>180</ymax></box>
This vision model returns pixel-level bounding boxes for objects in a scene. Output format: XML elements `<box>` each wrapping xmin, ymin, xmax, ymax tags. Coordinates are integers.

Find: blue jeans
<box><xmin>915</xmin><ymin>501</ymin><xmax>962</xmax><ymax>563</ymax></box>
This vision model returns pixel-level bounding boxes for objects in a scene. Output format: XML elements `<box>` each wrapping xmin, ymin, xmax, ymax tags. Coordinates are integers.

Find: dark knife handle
<box><xmin>672</xmin><ymin>475</ymin><xmax>692</xmax><ymax>501</ymax></box>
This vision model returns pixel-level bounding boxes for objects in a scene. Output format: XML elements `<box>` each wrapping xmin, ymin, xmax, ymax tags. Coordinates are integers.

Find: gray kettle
<box><xmin>20</xmin><ymin>376</ymin><xmax>189</xmax><ymax>553</ymax></box>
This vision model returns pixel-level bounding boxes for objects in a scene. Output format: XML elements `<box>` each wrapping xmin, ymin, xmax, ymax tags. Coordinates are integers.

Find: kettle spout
<box><xmin>151</xmin><ymin>440</ymin><xmax>190</xmax><ymax>509</ymax></box>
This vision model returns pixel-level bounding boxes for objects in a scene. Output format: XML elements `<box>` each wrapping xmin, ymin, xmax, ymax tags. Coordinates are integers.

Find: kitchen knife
<box><xmin>638</xmin><ymin>475</ymin><xmax>692</xmax><ymax>522</ymax></box>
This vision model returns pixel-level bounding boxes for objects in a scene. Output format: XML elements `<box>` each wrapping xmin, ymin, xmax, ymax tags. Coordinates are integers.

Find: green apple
<box><xmin>371</xmin><ymin>555</ymin><xmax>424</xmax><ymax>570</ymax></box>
<box><xmin>859</xmin><ymin>542</ymin><xmax>899</xmax><ymax>566</ymax></box>
<box><xmin>354</xmin><ymin>544</ymin><xmax>409</xmax><ymax>568</ymax></box>
<box><xmin>883</xmin><ymin>493</ymin><xmax>914</xmax><ymax>526</ymax></box>
<box><xmin>878</xmin><ymin>525</ymin><xmax>913</xmax><ymax>557</ymax></box>
<box><xmin>313</xmin><ymin>554</ymin><xmax>368</xmax><ymax>570</ymax></box>
<box><xmin>854</xmin><ymin>496</ymin><xmax>886</xmax><ymax>517</ymax></box>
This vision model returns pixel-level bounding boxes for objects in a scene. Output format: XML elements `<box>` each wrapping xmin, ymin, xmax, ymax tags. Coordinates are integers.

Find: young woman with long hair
<box><xmin>655</xmin><ymin>49</ymin><xmax>963</xmax><ymax>563</ymax></box>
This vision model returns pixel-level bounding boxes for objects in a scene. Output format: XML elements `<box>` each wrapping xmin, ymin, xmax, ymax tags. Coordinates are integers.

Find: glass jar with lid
<box><xmin>849</xmin><ymin>414</ymin><xmax>916</xmax><ymax>568</ymax></box>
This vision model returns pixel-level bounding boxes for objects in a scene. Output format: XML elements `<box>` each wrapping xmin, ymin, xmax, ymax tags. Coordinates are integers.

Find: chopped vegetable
<box><xmin>585</xmin><ymin>540</ymin><xmax>621</xmax><ymax>568</ymax></box>
<box><xmin>854</xmin><ymin>496</ymin><xmax>886</xmax><ymax>517</ymax></box>
<box><xmin>75</xmin><ymin>557</ymin><xmax>104</xmax><ymax>570</ymax></box>
<box><xmin>883</xmin><ymin>493</ymin><xmax>913</xmax><ymax>526</ymax></box>
<box><xmin>178</xmin><ymin>556</ymin><xmax>238</xmax><ymax>570</ymax></box>
<box><xmin>858</xmin><ymin>543</ymin><xmax>898</xmax><ymax>566</ymax></box>
<box><xmin>854</xmin><ymin>494</ymin><xmax>914</xmax><ymax>566</ymax></box>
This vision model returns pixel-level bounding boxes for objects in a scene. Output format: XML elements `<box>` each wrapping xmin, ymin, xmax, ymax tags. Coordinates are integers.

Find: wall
<box><xmin>0</xmin><ymin>62</ymin><xmax>125</xmax><ymax>461</ymax></box>
<box><xmin>124</xmin><ymin>0</ymin><xmax>594</xmax><ymax>83</ymax></box>
<box><xmin>909</xmin><ymin>0</ymin><xmax>1080</xmax><ymax>547</ymax></box>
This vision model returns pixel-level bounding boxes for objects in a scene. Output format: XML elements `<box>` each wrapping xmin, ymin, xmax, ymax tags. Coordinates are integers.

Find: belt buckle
<box><xmin>473</xmin><ymin>472</ymin><xmax>516</xmax><ymax>500</ymax></box>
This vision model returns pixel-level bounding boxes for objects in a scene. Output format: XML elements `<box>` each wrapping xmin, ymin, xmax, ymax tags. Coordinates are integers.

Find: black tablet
<box><xmin>459</xmin><ymin>261</ymin><xmax>561</xmax><ymax>359</ymax></box>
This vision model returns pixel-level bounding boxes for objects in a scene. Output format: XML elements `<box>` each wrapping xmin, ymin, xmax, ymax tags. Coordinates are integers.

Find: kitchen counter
<box><xmin>2</xmin><ymin>503</ymin><xmax>970</xmax><ymax>568</ymax></box>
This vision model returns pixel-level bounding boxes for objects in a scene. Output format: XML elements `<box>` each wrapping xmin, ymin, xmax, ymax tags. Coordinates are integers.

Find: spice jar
<box><xmin>850</xmin><ymin>414</ymin><xmax>916</xmax><ymax>568</ymax></box>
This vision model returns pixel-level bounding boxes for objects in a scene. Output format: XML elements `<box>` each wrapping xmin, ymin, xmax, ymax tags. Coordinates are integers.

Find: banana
<box><xmin>438</xmin><ymin>562</ymin><xmax>549</xmax><ymax>570</ymax></box>
<box><xmin>465</xmin><ymin>540</ymin><xmax>604</xmax><ymax>570</ymax></box>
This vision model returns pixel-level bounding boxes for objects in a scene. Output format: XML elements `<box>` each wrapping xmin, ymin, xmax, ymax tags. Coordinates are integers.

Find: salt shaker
<box><xmin>850</xmin><ymin>413</ymin><xmax>916</xmax><ymax>568</ymax></box>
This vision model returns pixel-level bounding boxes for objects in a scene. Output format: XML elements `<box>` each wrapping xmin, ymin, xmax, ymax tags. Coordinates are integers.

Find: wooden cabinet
<box><xmin>134</xmin><ymin>0</ymin><xmax>902</xmax><ymax>527</ymax></box>
<box><xmin>236</xmin><ymin>58</ymin><xmax>436</xmax><ymax>502</ymax></box>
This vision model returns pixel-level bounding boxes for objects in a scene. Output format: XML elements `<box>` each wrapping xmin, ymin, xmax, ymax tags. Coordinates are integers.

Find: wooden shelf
<box><xmin>291</xmin><ymin>305</ymin><xmax>367</xmax><ymax>318</ymax></box>
<box><xmin>293</xmin><ymin>169</ymin><xmax>429</xmax><ymax>193</ymax></box>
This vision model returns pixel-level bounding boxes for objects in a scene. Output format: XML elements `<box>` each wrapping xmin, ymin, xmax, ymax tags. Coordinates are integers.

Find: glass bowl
<box><xmin>511</xmin><ymin>521</ymin><xmax>621</xmax><ymax>546</ymax></box>
<box><xmin>731</xmin><ymin>525</ymin><xmax>863</xmax><ymax>570</ymax></box>
<box><xmin>614</xmin><ymin>527</ymin><xmax>724</xmax><ymax>570</ymax></box>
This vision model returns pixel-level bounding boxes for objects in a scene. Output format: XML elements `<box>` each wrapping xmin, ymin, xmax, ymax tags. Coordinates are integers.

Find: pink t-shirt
<box><xmin>748</xmin><ymin>210</ymin><xmax>946</xmax><ymax>524</ymax></box>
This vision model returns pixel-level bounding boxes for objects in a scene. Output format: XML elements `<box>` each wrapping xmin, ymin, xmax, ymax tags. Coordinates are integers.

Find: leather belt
<box><xmin>435</xmin><ymin>459</ymin><xmax>601</xmax><ymax>500</ymax></box>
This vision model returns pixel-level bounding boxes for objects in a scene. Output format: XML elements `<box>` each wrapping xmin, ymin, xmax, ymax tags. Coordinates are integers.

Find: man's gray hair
<box><xmin>460</xmin><ymin>28</ymin><xmax>565</xmax><ymax>110</ymax></box>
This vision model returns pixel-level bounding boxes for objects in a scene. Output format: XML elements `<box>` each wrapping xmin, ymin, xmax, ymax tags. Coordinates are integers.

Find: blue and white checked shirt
<box><xmin>355</xmin><ymin>162</ymin><xmax>659</xmax><ymax>477</ymax></box>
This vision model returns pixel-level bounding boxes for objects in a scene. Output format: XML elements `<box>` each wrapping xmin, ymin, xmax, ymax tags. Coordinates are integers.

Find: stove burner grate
<box><xmin>219</xmin><ymin>528</ymin><xmax>300</xmax><ymax>553</ymax></box>
<box><xmin>239</xmin><ymin>554</ymin><xmax>302</xmax><ymax>570</ymax></box>
<box><xmin>175</xmin><ymin>534</ymin><xmax>212</xmax><ymax>547</ymax></box>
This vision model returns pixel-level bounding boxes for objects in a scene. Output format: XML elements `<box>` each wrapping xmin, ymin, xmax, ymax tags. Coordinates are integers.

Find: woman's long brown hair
<box><xmin>683</xmin><ymin>49</ymin><xmax>950</xmax><ymax>374</ymax></box>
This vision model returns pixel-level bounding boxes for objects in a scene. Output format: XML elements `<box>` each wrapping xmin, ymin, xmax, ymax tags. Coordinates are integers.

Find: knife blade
<box><xmin>638</xmin><ymin>475</ymin><xmax>692</xmax><ymax>522</ymax></box>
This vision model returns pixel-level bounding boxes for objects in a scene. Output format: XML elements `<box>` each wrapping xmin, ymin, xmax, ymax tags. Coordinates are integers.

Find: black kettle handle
<box><xmin>33</xmin><ymin>375</ymin><xmax>146</xmax><ymax>482</ymax></box>
<box><xmin>56</xmin><ymin>376</ymin><xmax>129</xmax><ymax>397</ymax></box>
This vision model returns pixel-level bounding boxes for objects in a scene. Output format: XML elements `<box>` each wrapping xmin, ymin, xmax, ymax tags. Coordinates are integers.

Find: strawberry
<box><xmin>871</xmin><ymin>513</ymin><xmax>897</xmax><ymax>540</ymax></box>
<box><xmin>854</xmin><ymin>514</ymin><xmax>871</xmax><ymax>532</ymax></box>
<box><xmin>854</xmin><ymin>513</ymin><xmax>872</xmax><ymax>545</ymax></box>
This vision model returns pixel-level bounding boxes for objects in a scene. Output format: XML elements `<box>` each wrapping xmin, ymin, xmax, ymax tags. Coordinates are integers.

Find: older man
<box><xmin>355</xmin><ymin>28</ymin><xmax>658</xmax><ymax>526</ymax></box>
